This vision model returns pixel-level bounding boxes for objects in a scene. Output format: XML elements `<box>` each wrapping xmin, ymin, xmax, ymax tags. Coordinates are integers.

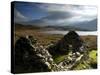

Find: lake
<box><xmin>42</xmin><ymin>30</ymin><xmax>97</xmax><ymax>36</ymax></box>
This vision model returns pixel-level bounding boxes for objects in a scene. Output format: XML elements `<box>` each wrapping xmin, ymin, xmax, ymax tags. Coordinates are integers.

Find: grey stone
<box><xmin>15</xmin><ymin>35</ymin><xmax>56</xmax><ymax>72</ymax></box>
<box><xmin>47</xmin><ymin>31</ymin><xmax>87</xmax><ymax>55</ymax></box>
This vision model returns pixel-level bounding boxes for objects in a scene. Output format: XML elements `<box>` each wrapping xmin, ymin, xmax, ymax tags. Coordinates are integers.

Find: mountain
<box><xmin>72</xmin><ymin>19</ymin><xmax>97</xmax><ymax>31</ymax></box>
<box><xmin>16</xmin><ymin>17</ymin><xmax>97</xmax><ymax>31</ymax></box>
<box><xmin>43</xmin><ymin>25</ymin><xmax>90</xmax><ymax>31</ymax></box>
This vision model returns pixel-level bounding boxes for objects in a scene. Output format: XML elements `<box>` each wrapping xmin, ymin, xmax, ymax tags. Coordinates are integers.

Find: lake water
<box><xmin>42</xmin><ymin>30</ymin><xmax>97</xmax><ymax>36</ymax></box>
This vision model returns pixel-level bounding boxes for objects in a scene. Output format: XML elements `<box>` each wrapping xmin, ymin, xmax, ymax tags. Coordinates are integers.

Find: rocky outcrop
<box><xmin>48</xmin><ymin>31</ymin><xmax>87</xmax><ymax>55</ymax></box>
<box><xmin>14</xmin><ymin>36</ymin><xmax>58</xmax><ymax>73</ymax></box>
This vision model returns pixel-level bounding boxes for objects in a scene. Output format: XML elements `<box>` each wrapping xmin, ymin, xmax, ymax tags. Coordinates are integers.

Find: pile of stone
<box><xmin>15</xmin><ymin>35</ymin><xmax>58</xmax><ymax>72</ymax></box>
<box><xmin>57</xmin><ymin>52</ymin><xmax>82</xmax><ymax>70</ymax></box>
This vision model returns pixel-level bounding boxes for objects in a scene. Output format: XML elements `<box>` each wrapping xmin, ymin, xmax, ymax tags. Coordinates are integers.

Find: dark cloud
<box><xmin>42</xmin><ymin>11</ymin><xmax>74</xmax><ymax>20</ymax></box>
<box><xmin>14</xmin><ymin>2</ymin><xmax>97</xmax><ymax>30</ymax></box>
<box><xmin>14</xmin><ymin>9</ymin><xmax>28</xmax><ymax>23</ymax></box>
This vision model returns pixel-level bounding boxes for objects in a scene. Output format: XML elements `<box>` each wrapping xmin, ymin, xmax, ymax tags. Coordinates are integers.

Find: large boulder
<box><xmin>47</xmin><ymin>31</ymin><xmax>87</xmax><ymax>55</ymax></box>
<box><xmin>15</xmin><ymin>36</ymin><xmax>35</xmax><ymax>66</ymax></box>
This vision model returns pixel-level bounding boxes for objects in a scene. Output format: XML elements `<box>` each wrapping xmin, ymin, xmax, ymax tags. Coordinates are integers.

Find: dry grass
<box><xmin>15</xmin><ymin>29</ymin><xmax>63</xmax><ymax>46</ymax></box>
<box><xmin>14</xmin><ymin>25</ymin><xmax>97</xmax><ymax>50</ymax></box>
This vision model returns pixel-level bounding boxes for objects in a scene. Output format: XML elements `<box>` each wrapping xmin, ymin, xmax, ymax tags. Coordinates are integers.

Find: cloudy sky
<box><xmin>14</xmin><ymin>1</ymin><xmax>97</xmax><ymax>29</ymax></box>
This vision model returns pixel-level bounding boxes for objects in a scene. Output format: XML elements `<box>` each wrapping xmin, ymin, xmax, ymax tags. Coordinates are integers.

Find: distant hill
<box><xmin>15</xmin><ymin>23</ymin><xmax>41</xmax><ymax>30</ymax></box>
<box><xmin>43</xmin><ymin>25</ymin><xmax>90</xmax><ymax>31</ymax></box>
<box><xmin>15</xmin><ymin>23</ymin><xmax>91</xmax><ymax>31</ymax></box>
<box><xmin>15</xmin><ymin>19</ymin><xmax>97</xmax><ymax>31</ymax></box>
<box><xmin>72</xmin><ymin>19</ymin><xmax>97</xmax><ymax>31</ymax></box>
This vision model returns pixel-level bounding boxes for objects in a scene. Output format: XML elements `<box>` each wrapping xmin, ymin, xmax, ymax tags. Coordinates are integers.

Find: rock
<box><xmin>26</xmin><ymin>35</ymin><xmax>37</xmax><ymax>44</ymax></box>
<box><xmin>15</xmin><ymin>35</ymin><xmax>57</xmax><ymax>72</ymax></box>
<box><xmin>15</xmin><ymin>36</ymin><xmax>34</xmax><ymax>65</ymax></box>
<box><xmin>76</xmin><ymin>52</ymin><xmax>81</xmax><ymax>57</ymax></box>
<box><xmin>44</xmin><ymin>62</ymin><xmax>52</xmax><ymax>70</ymax></box>
<box><xmin>47</xmin><ymin>31</ymin><xmax>87</xmax><ymax>55</ymax></box>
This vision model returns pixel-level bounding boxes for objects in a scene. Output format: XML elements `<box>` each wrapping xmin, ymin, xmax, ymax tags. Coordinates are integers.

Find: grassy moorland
<box><xmin>14</xmin><ymin>24</ymin><xmax>97</xmax><ymax>48</ymax></box>
<box><xmin>14</xmin><ymin>24</ymin><xmax>97</xmax><ymax>70</ymax></box>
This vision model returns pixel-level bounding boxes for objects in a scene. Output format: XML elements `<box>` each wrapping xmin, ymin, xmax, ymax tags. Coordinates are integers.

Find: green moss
<box><xmin>74</xmin><ymin>63</ymin><xmax>86</xmax><ymax>70</ymax></box>
<box><xmin>53</xmin><ymin>54</ymin><xmax>67</xmax><ymax>64</ymax></box>
<box><xmin>89</xmin><ymin>50</ymin><xmax>97</xmax><ymax>63</ymax></box>
<box><xmin>73</xmin><ymin>61</ymin><xmax>90</xmax><ymax>70</ymax></box>
<box><xmin>73</xmin><ymin>50</ymin><xmax>97</xmax><ymax>70</ymax></box>
<box><xmin>53</xmin><ymin>51</ymin><xmax>72</xmax><ymax>64</ymax></box>
<box><xmin>88</xmin><ymin>50</ymin><xmax>97</xmax><ymax>68</ymax></box>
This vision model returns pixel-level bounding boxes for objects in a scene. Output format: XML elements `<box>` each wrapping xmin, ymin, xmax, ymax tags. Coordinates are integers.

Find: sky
<box><xmin>14</xmin><ymin>1</ymin><xmax>97</xmax><ymax>30</ymax></box>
